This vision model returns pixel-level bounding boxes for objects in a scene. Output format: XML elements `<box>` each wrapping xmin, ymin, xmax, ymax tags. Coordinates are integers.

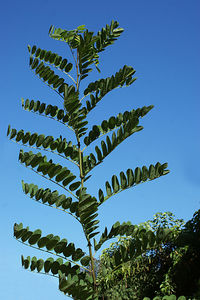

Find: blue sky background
<box><xmin>1</xmin><ymin>0</ymin><xmax>200</xmax><ymax>299</ymax></box>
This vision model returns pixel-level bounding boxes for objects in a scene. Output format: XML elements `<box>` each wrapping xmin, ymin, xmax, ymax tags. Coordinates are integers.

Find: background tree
<box><xmin>8</xmin><ymin>21</ymin><xmax>170</xmax><ymax>299</ymax></box>
<box><xmin>97</xmin><ymin>212</ymin><xmax>184</xmax><ymax>299</ymax></box>
<box><xmin>170</xmin><ymin>209</ymin><xmax>200</xmax><ymax>298</ymax></box>
<box><xmin>97</xmin><ymin>210</ymin><xmax>200</xmax><ymax>299</ymax></box>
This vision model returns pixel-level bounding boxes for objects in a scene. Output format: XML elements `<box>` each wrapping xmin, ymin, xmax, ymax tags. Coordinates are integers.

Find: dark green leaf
<box><xmin>80</xmin><ymin>256</ymin><xmax>90</xmax><ymax>266</ymax></box>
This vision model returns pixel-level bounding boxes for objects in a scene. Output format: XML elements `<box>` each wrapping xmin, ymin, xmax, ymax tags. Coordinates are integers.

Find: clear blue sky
<box><xmin>1</xmin><ymin>0</ymin><xmax>200</xmax><ymax>299</ymax></box>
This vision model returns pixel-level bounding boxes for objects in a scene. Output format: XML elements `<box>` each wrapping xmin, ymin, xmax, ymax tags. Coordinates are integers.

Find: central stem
<box><xmin>75</xmin><ymin>47</ymin><xmax>97</xmax><ymax>289</ymax></box>
<box><xmin>88</xmin><ymin>239</ymin><xmax>97</xmax><ymax>287</ymax></box>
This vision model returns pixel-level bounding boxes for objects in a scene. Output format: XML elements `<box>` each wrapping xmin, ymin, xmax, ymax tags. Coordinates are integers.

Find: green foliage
<box><xmin>97</xmin><ymin>211</ymin><xmax>200</xmax><ymax>299</ymax></box>
<box><xmin>28</xmin><ymin>44</ymin><xmax>73</xmax><ymax>76</ymax></box>
<box><xmin>7</xmin><ymin>124</ymin><xmax>79</xmax><ymax>163</ymax></box>
<box><xmin>21</xmin><ymin>180</ymin><xmax>79</xmax><ymax>215</ymax></box>
<box><xmin>9</xmin><ymin>21</ymin><xmax>172</xmax><ymax>299</ymax></box>
<box><xmin>142</xmin><ymin>296</ymin><xmax>194</xmax><ymax>300</ymax></box>
<box><xmin>14</xmin><ymin>223</ymin><xmax>86</xmax><ymax>261</ymax></box>
<box><xmin>96</xmin><ymin>213</ymin><xmax>176</xmax><ymax>298</ymax></box>
<box><xmin>97</xmin><ymin>162</ymin><xmax>169</xmax><ymax>204</ymax></box>
<box><xmin>82</xmin><ymin>65</ymin><xmax>137</xmax><ymax>113</ymax></box>
<box><xmin>21</xmin><ymin>98</ymin><xmax>70</xmax><ymax>124</ymax></box>
<box><xmin>83</xmin><ymin>105</ymin><xmax>153</xmax><ymax>146</ymax></box>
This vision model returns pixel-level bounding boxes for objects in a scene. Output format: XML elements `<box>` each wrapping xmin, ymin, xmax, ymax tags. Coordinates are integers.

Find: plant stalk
<box><xmin>75</xmin><ymin>46</ymin><xmax>97</xmax><ymax>290</ymax></box>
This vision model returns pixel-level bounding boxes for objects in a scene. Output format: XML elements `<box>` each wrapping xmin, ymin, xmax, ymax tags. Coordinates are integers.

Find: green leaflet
<box><xmin>63</xmin><ymin>242</ymin><xmax>75</xmax><ymax>257</ymax></box>
<box><xmin>80</xmin><ymin>256</ymin><xmax>90</xmax><ymax>266</ymax></box>
<box><xmin>105</xmin><ymin>182</ymin><xmax>112</xmax><ymax>196</ymax></box>
<box><xmin>54</xmin><ymin>239</ymin><xmax>68</xmax><ymax>253</ymax></box>
<box><xmin>44</xmin><ymin>257</ymin><xmax>55</xmax><ymax>272</ymax></box>
<box><xmin>63</xmin><ymin>175</ymin><xmax>76</xmax><ymax>186</ymax></box>
<box><xmin>99</xmin><ymin>163</ymin><xmax>170</xmax><ymax>204</ymax></box>
<box><xmin>37</xmin><ymin>259</ymin><xmax>44</xmax><ymax>272</ymax></box>
<box><xmin>51</xmin><ymin>259</ymin><xmax>63</xmax><ymax>275</ymax></box>
<box><xmin>46</xmin><ymin>236</ymin><xmax>60</xmax><ymax>250</ymax></box>
<box><xmin>120</xmin><ymin>171</ymin><xmax>127</xmax><ymax>189</ymax></box>
<box><xmin>38</xmin><ymin>235</ymin><xmax>53</xmax><ymax>248</ymax></box>
<box><xmin>72</xmin><ymin>248</ymin><xmax>85</xmax><ymax>261</ymax></box>
<box><xmin>135</xmin><ymin>167</ymin><xmax>141</xmax><ymax>184</ymax></box>
<box><xmin>69</xmin><ymin>181</ymin><xmax>81</xmax><ymax>191</ymax></box>
<box><xmin>21</xmin><ymin>255</ymin><xmax>31</xmax><ymax>269</ymax></box>
<box><xmin>112</xmin><ymin>175</ymin><xmax>120</xmax><ymax>193</ymax></box>
<box><xmin>28</xmin><ymin>229</ymin><xmax>42</xmax><ymax>245</ymax></box>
